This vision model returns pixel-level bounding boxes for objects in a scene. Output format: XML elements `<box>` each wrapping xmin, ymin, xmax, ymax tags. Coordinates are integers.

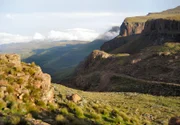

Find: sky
<box><xmin>0</xmin><ymin>0</ymin><xmax>180</xmax><ymax>44</ymax></box>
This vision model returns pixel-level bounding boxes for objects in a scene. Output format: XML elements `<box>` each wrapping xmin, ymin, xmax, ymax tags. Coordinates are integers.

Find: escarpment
<box><xmin>143</xmin><ymin>18</ymin><xmax>180</xmax><ymax>34</ymax></box>
<box><xmin>101</xmin><ymin>6</ymin><xmax>180</xmax><ymax>53</ymax></box>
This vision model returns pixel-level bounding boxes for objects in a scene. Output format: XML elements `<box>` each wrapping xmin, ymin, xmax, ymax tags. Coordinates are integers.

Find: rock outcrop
<box><xmin>0</xmin><ymin>54</ymin><xmax>54</xmax><ymax>107</ymax></box>
<box><xmin>76</xmin><ymin>50</ymin><xmax>111</xmax><ymax>74</ymax></box>
<box><xmin>71</xmin><ymin>94</ymin><xmax>81</xmax><ymax>103</ymax></box>
<box><xmin>120</xmin><ymin>19</ymin><xmax>145</xmax><ymax>36</ymax></box>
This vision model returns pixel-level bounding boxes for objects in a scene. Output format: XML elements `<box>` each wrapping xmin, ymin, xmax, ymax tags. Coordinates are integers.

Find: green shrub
<box><xmin>111</xmin><ymin>109</ymin><xmax>119</xmax><ymax>117</ymax></box>
<box><xmin>6</xmin><ymin>77</ymin><xmax>15</xmax><ymax>84</ymax></box>
<box><xmin>60</xmin><ymin>107</ymin><xmax>69</xmax><ymax>115</ymax></box>
<box><xmin>74</xmin><ymin>107</ymin><xmax>84</xmax><ymax>118</ymax></box>
<box><xmin>25</xmin><ymin>103</ymin><xmax>39</xmax><ymax>113</ymax></box>
<box><xmin>28</xmin><ymin>68</ymin><xmax>36</xmax><ymax>76</ymax></box>
<box><xmin>31</xmin><ymin>62</ymin><xmax>36</xmax><ymax>67</ymax></box>
<box><xmin>4</xmin><ymin>94</ymin><xmax>16</xmax><ymax>103</ymax></box>
<box><xmin>114</xmin><ymin>116</ymin><xmax>123</xmax><ymax>123</ymax></box>
<box><xmin>35</xmin><ymin>100</ymin><xmax>46</xmax><ymax>107</ymax></box>
<box><xmin>119</xmin><ymin>111</ymin><xmax>130</xmax><ymax>122</ymax></box>
<box><xmin>55</xmin><ymin>114</ymin><xmax>69</xmax><ymax>124</ymax></box>
<box><xmin>6</xmin><ymin>86</ymin><xmax>14</xmax><ymax>93</ymax></box>
<box><xmin>48</xmin><ymin>103</ymin><xmax>58</xmax><ymax>111</ymax></box>
<box><xmin>6</xmin><ymin>116</ymin><xmax>21</xmax><ymax>125</ymax></box>
<box><xmin>90</xmin><ymin>111</ymin><xmax>101</xmax><ymax>120</ymax></box>
<box><xmin>0</xmin><ymin>99</ymin><xmax>6</xmax><ymax>110</ymax></box>
<box><xmin>0</xmin><ymin>74</ymin><xmax>6</xmax><ymax>80</ymax></box>
<box><xmin>17</xmin><ymin>78</ymin><xmax>24</xmax><ymax>85</ymax></box>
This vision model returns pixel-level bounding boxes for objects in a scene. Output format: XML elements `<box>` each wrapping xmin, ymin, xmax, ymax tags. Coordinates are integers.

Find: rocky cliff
<box><xmin>120</xmin><ymin>6</ymin><xmax>180</xmax><ymax>37</ymax></box>
<box><xmin>120</xmin><ymin>19</ymin><xmax>145</xmax><ymax>36</ymax></box>
<box><xmin>0</xmin><ymin>54</ymin><xmax>54</xmax><ymax>113</ymax></box>
<box><xmin>143</xmin><ymin>18</ymin><xmax>180</xmax><ymax>34</ymax></box>
<box><xmin>101</xmin><ymin>6</ymin><xmax>180</xmax><ymax>52</ymax></box>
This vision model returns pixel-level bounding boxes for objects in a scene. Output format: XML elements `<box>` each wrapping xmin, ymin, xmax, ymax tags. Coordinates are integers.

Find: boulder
<box><xmin>71</xmin><ymin>94</ymin><xmax>81</xmax><ymax>103</ymax></box>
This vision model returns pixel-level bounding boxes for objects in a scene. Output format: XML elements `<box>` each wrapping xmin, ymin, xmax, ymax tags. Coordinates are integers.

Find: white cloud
<box><xmin>47</xmin><ymin>28</ymin><xmax>99</xmax><ymax>41</ymax></box>
<box><xmin>97</xmin><ymin>27</ymin><xmax>120</xmax><ymax>40</ymax></box>
<box><xmin>0</xmin><ymin>32</ymin><xmax>31</xmax><ymax>44</ymax></box>
<box><xmin>5</xmin><ymin>14</ymin><xmax>15</xmax><ymax>19</ymax></box>
<box><xmin>33</xmin><ymin>32</ymin><xmax>45</xmax><ymax>40</ymax></box>
<box><xmin>0</xmin><ymin>28</ymin><xmax>100</xmax><ymax>44</ymax></box>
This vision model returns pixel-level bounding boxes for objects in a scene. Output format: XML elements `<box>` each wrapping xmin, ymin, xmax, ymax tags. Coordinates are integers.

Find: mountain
<box><xmin>69</xmin><ymin>6</ymin><xmax>180</xmax><ymax>95</ymax></box>
<box><xmin>24</xmin><ymin>27</ymin><xmax>119</xmax><ymax>82</ymax></box>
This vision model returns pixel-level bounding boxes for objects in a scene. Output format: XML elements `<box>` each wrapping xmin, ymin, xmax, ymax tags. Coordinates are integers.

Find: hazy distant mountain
<box><xmin>0</xmin><ymin>40</ymin><xmax>89</xmax><ymax>59</ymax></box>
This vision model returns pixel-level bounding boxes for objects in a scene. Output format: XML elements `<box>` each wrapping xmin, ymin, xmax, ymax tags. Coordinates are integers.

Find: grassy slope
<box><xmin>125</xmin><ymin>6</ymin><xmax>180</xmax><ymax>23</ymax></box>
<box><xmin>52</xmin><ymin>84</ymin><xmax>180</xmax><ymax>125</ymax></box>
<box><xmin>2</xmin><ymin>83</ymin><xmax>179</xmax><ymax>124</ymax></box>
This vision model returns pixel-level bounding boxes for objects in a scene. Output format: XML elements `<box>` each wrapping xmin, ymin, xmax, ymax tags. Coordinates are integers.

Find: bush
<box><xmin>6</xmin><ymin>116</ymin><xmax>21</xmax><ymax>125</ymax></box>
<box><xmin>74</xmin><ymin>107</ymin><xmax>84</xmax><ymax>118</ymax></box>
<box><xmin>55</xmin><ymin>114</ymin><xmax>69</xmax><ymax>124</ymax></box>
<box><xmin>0</xmin><ymin>99</ymin><xmax>6</xmax><ymax>110</ymax></box>
<box><xmin>60</xmin><ymin>108</ymin><xmax>69</xmax><ymax>115</ymax></box>
<box><xmin>6</xmin><ymin>86</ymin><xmax>14</xmax><ymax>93</ymax></box>
<box><xmin>17</xmin><ymin>78</ymin><xmax>24</xmax><ymax>85</ymax></box>
<box><xmin>35</xmin><ymin>100</ymin><xmax>46</xmax><ymax>107</ymax></box>
<box><xmin>90</xmin><ymin>111</ymin><xmax>101</xmax><ymax>120</ymax></box>
<box><xmin>119</xmin><ymin>111</ymin><xmax>130</xmax><ymax>122</ymax></box>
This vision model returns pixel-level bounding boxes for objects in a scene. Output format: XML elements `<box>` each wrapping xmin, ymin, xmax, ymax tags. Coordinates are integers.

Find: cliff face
<box><xmin>120</xmin><ymin>20</ymin><xmax>145</xmax><ymax>36</ymax></box>
<box><xmin>101</xmin><ymin>6</ymin><xmax>180</xmax><ymax>53</ymax></box>
<box><xmin>143</xmin><ymin>18</ymin><xmax>180</xmax><ymax>34</ymax></box>
<box><xmin>101</xmin><ymin>18</ymin><xmax>180</xmax><ymax>53</ymax></box>
<box><xmin>0</xmin><ymin>54</ymin><xmax>54</xmax><ymax>107</ymax></box>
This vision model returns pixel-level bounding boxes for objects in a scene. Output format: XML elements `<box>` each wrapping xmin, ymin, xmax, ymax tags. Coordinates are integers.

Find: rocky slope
<box><xmin>0</xmin><ymin>54</ymin><xmax>54</xmax><ymax>119</ymax></box>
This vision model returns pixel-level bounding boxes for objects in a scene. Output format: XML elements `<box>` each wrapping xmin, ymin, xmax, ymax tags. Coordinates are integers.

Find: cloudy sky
<box><xmin>0</xmin><ymin>0</ymin><xmax>179</xmax><ymax>44</ymax></box>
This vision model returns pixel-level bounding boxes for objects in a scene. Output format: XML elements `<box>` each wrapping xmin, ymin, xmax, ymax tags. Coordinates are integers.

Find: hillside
<box><xmin>69</xmin><ymin>6</ymin><xmax>180</xmax><ymax>95</ymax></box>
